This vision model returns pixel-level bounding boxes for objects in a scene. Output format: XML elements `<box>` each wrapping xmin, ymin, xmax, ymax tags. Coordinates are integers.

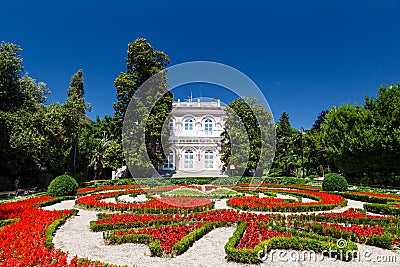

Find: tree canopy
<box><xmin>321</xmin><ymin>83</ymin><xmax>400</xmax><ymax>185</ymax></box>
<box><xmin>220</xmin><ymin>97</ymin><xmax>275</xmax><ymax>176</ymax></box>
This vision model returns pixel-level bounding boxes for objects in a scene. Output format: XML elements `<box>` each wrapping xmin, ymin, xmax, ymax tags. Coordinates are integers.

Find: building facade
<box><xmin>159</xmin><ymin>98</ymin><xmax>226</xmax><ymax>176</ymax></box>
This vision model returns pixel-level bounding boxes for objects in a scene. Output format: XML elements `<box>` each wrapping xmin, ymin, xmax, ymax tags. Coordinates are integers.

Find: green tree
<box><xmin>0</xmin><ymin>42</ymin><xmax>24</xmax><ymax>112</ymax></box>
<box><xmin>302</xmin><ymin>110</ymin><xmax>333</xmax><ymax>177</ymax></box>
<box><xmin>273</xmin><ymin>112</ymin><xmax>299</xmax><ymax>176</ymax></box>
<box><xmin>62</xmin><ymin>70</ymin><xmax>90</xmax><ymax>177</ymax></box>
<box><xmin>67</xmin><ymin>69</ymin><xmax>84</xmax><ymax>98</ymax></box>
<box><xmin>113</xmin><ymin>38</ymin><xmax>172</xmax><ymax>177</ymax></box>
<box><xmin>311</xmin><ymin>110</ymin><xmax>329</xmax><ymax>131</ymax></box>
<box><xmin>220</xmin><ymin>97</ymin><xmax>275</xmax><ymax>176</ymax></box>
<box><xmin>113</xmin><ymin>38</ymin><xmax>170</xmax><ymax>136</ymax></box>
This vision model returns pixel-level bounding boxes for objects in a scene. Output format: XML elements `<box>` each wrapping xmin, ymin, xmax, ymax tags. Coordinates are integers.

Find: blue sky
<box><xmin>1</xmin><ymin>0</ymin><xmax>399</xmax><ymax>129</ymax></box>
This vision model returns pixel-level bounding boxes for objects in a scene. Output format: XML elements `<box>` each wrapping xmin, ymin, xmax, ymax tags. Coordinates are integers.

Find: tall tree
<box><xmin>311</xmin><ymin>110</ymin><xmax>329</xmax><ymax>131</ymax></box>
<box><xmin>276</xmin><ymin>112</ymin><xmax>293</xmax><ymax>139</ymax></box>
<box><xmin>113</xmin><ymin>38</ymin><xmax>172</xmax><ymax>176</ymax></box>
<box><xmin>113</xmin><ymin>38</ymin><xmax>170</xmax><ymax>133</ymax></box>
<box><xmin>63</xmin><ymin>70</ymin><xmax>90</xmax><ymax>176</ymax></box>
<box><xmin>274</xmin><ymin>112</ymin><xmax>299</xmax><ymax>176</ymax></box>
<box><xmin>0</xmin><ymin>42</ymin><xmax>24</xmax><ymax>112</ymax></box>
<box><xmin>67</xmin><ymin>69</ymin><xmax>84</xmax><ymax>98</ymax></box>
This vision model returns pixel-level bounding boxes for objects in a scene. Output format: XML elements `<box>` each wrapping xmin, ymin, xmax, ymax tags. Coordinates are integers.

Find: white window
<box><xmin>163</xmin><ymin>151</ymin><xmax>174</xmax><ymax>169</ymax></box>
<box><xmin>204</xmin><ymin>150</ymin><xmax>214</xmax><ymax>168</ymax></box>
<box><xmin>204</xmin><ymin>118</ymin><xmax>213</xmax><ymax>132</ymax></box>
<box><xmin>183</xmin><ymin>149</ymin><xmax>194</xmax><ymax>169</ymax></box>
<box><xmin>184</xmin><ymin>119</ymin><xmax>194</xmax><ymax>131</ymax></box>
<box><xmin>169</xmin><ymin>119</ymin><xmax>174</xmax><ymax>129</ymax></box>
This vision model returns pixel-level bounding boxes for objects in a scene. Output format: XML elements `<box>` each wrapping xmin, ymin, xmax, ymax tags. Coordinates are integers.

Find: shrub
<box><xmin>323</xmin><ymin>173</ymin><xmax>348</xmax><ymax>192</ymax></box>
<box><xmin>47</xmin><ymin>174</ymin><xmax>79</xmax><ymax>196</ymax></box>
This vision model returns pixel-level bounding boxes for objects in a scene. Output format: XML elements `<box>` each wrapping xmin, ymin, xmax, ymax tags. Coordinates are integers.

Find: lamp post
<box><xmin>300</xmin><ymin>127</ymin><xmax>305</xmax><ymax>178</ymax></box>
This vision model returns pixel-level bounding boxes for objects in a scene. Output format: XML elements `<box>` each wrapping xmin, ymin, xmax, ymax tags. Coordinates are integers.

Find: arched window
<box><xmin>204</xmin><ymin>149</ymin><xmax>214</xmax><ymax>168</ymax></box>
<box><xmin>183</xmin><ymin>149</ymin><xmax>194</xmax><ymax>169</ymax></box>
<box><xmin>184</xmin><ymin>118</ymin><xmax>194</xmax><ymax>131</ymax></box>
<box><xmin>204</xmin><ymin>118</ymin><xmax>213</xmax><ymax>132</ymax></box>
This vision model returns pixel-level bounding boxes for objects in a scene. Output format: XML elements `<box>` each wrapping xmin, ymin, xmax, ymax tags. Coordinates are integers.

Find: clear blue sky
<box><xmin>2</xmin><ymin>0</ymin><xmax>399</xmax><ymax>129</ymax></box>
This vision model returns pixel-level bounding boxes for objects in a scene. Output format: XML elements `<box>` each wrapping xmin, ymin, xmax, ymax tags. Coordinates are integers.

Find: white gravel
<box><xmin>44</xmin><ymin>199</ymin><xmax>400</xmax><ymax>267</ymax></box>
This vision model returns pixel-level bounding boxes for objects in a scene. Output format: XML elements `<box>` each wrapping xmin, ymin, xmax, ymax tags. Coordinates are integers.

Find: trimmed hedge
<box><xmin>364</xmin><ymin>203</ymin><xmax>400</xmax><ymax>216</ymax></box>
<box><xmin>105</xmin><ymin>221</ymin><xmax>231</xmax><ymax>257</ymax></box>
<box><xmin>47</xmin><ymin>174</ymin><xmax>79</xmax><ymax>196</ymax></box>
<box><xmin>225</xmin><ymin>221</ymin><xmax>359</xmax><ymax>263</ymax></box>
<box><xmin>35</xmin><ymin>195</ymin><xmax>76</xmax><ymax>207</ymax></box>
<box><xmin>338</xmin><ymin>192</ymin><xmax>399</xmax><ymax>204</ymax></box>
<box><xmin>262</xmin><ymin>177</ymin><xmax>308</xmax><ymax>185</ymax></box>
<box><xmin>44</xmin><ymin>209</ymin><xmax>78</xmax><ymax>248</ymax></box>
<box><xmin>90</xmin><ymin>218</ymin><xmax>176</xmax><ymax>232</ymax></box>
<box><xmin>322</xmin><ymin>173</ymin><xmax>348</xmax><ymax>191</ymax></box>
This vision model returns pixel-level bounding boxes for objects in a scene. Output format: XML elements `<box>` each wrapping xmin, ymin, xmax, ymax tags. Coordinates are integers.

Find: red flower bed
<box><xmin>0</xmin><ymin>196</ymin><xmax>106</xmax><ymax>266</ymax></box>
<box><xmin>233</xmin><ymin>183</ymin><xmax>322</xmax><ymax>191</ymax></box>
<box><xmin>228</xmin><ymin>197</ymin><xmax>288</xmax><ymax>209</ymax></box>
<box><xmin>95</xmin><ymin>209</ymin><xmax>240</xmax><ymax>228</ymax></box>
<box><xmin>77</xmin><ymin>191</ymin><xmax>213</xmax><ymax>212</ymax></box>
<box><xmin>236</xmin><ymin>222</ymin><xmax>291</xmax><ymax>249</ymax></box>
<box><xmin>0</xmin><ymin>196</ymin><xmax>54</xmax><ymax>220</ymax></box>
<box><xmin>114</xmin><ymin>222</ymin><xmax>205</xmax><ymax>253</ymax></box>
<box><xmin>317</xmin><ymin>209</ymin><xmax>394</xmax><ymax>220</ymax></box>
<box><xmin>310</xmin><ymin>222</ymin><xmax>384</xmax><ymax>237</ymax></box>
<box><xmin>227</xmin><ymin>189</ymin><xmax>345</xmax><ymax>211</ymax></box>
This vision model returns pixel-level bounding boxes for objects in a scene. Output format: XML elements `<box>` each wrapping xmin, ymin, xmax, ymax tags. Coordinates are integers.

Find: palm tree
<box><xmin>89</xmin><ymin>132</ymin><xmax>114</xmax><ymax>179</ymax></box>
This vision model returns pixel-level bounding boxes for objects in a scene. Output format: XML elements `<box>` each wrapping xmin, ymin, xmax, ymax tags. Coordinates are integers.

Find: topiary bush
<box><xmin>47</xmin><ymin>174</ymin><xmax>79</xmax><ymax>196</ymax></box>
<box><xmin>322</xmin><ymin>173</ymin><xmax>348</xmax><ymax>192</ymax></box>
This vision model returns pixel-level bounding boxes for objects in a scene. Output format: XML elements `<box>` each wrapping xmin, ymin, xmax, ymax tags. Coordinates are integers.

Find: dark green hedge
<box><xmin>338</xmin><ymin>192</ymin><xmax>399</xmax><ymax>204</ymax></box>
<box><xmin>105</xmin><ymin>221</ymin><xmax>231</xmax><ymax>257</ymax></box>
<box><xmin>364</xmin><ymin>203</ymin><xmax>400</xmax><ymax>216</ymax></box>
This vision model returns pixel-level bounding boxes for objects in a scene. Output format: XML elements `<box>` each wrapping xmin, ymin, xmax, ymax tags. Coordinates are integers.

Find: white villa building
<box><xmin>159</xmin><ymin>98</ymin><xmax>227</xmax><ymax>176</ymax></box>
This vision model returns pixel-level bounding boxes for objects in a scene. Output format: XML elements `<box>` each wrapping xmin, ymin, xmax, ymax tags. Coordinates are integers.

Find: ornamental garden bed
<box><xmin>227</xmin><ymin>188</ymin><xmax>347</xmax><ymax>212</ymax></box>
<box><xmin>1</xmin><ymin>184</ymin><xmax>399</xmax><ymax>266</ymax></box>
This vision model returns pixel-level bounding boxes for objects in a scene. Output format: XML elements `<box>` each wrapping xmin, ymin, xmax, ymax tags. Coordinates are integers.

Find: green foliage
<box><xmin>322</xmin><ymin>173</ymin><xmax>348</xmax><ymax>191</ymax></box>
<box><xmin>273</xmin><ymin>112</ymin><xmax>302</xmax><ymax>176</ymax></box>
<box><xmin>47</xmin><ymin>174</ymin><xmax>79</xmax><ymax>196</ymax></box>
<box><xmin>364</xmin><ymin>203</ymin><xmax>400</xmax><ymax>216</ymax></box>
<box><xmin>262</xmin><ymin>176</ymin><xmax>307</xmax><ymax>185</ymax></box>
<box><xmin>0</xmin><ymin>43</ymin><xmax>90</xmax><ymax>185</ymax></box>
<box><xmin>220</xmin><ymin>97</ymin><xmax>275</xmax><ymax>176</ymax></box>
<box><xmin>113</xmin><ymin>38</ymin><xmax>172</xmax><ymax>177</ymax></box>
<box><xmin>0</xmin><ymin>42</ymin><xmax>24</xmax><ymax>112</ymax></box>
<box><xmin>67</xmin><ymin>69</ymin><xmax>84</xmax><ymax>98</ymax></box>
<box><xmin>321</xmin><ymin>83</ymin><xmax>400</xmax><ymax>185</ymax></box>
<box><xmin>338</xmin><ymin>192</ymin><xmax>395</xmax><ymax>204</ymax></box>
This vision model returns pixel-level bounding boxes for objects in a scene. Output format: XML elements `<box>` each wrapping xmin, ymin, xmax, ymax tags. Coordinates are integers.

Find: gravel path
<box><xmin>44</xmin><ymin>199</ymin><xmax>400</xmax><ymax>267</ymax></box>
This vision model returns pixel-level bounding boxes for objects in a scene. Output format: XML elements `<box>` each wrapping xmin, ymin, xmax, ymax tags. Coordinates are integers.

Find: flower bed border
<box><xmin>224</xmin><ymin>221</ymin><xmax>358</xmax><ymax>264</ymax></box>
<box><xmin>227</xmin><ymin>189</ymin><xmax>347</xmax><ymax>212</ymax></box>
